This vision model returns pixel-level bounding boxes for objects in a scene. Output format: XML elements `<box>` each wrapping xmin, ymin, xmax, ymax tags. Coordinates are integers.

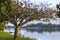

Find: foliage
<box><xmin>0</xmin><ymin>0</ymin><xmax>54</xmax><ymax>25</ymax></box>
<box><xmin>0</xmin><ymin>25</ymin><xmax>4</xmax><ymax>30</ymax></box>
<box><xmin>0</xmin><ymin>22</ymin><xmax>6</xmax><ymax>31</ymax></box>
<box><xmin>56</xmin><ymin>4</ymin><xmax>60</xmax><ymax>17</ymax></box>
<box><xmin>0</xmin><ymin>0</ymin><xmax>55</xmax><ymax>40</ymax></box>
<box><xmin>24</xmin><ymin>23</ymin><xmax>60</xmax><ymax>32</ymax></box>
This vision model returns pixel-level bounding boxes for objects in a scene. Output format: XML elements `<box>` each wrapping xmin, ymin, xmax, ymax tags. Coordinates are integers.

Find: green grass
<box><xmin>0</xmin><ymin>32</ymin><xmax>34</xmax><ymax>40</ymax></box>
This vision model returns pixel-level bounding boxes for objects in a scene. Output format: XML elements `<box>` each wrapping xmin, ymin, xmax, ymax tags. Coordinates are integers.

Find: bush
<box><xmin>0</xmin><ymin>22</ymin><xmax>6</xmax><ymax>32</ymax></box>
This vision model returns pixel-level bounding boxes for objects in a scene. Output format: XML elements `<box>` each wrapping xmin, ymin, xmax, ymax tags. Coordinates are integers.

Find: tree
<box><xmin>0</xmin><ymin>0</ymin><xmax>54</xmax><ymax>40</ymax></box>
<box><xmin>56</xmin><ymin>3</ymin><xmax>60</xmax><ymax>17</ymax></box>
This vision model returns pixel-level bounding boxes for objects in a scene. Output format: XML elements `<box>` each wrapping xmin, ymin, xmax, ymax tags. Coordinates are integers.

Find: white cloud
<box><xmin>30</xmin><ymin>0</ymin><xmax>60</xmax><ymax>7</ymax></box>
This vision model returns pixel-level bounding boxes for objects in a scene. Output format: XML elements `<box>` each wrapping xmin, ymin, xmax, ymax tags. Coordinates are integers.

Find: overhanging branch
<box><xmin>2</xmin><ymin>12</ymin><xmax>16</xmax><ymax>26</ymax></box>
<box><xmin>18</xmin><ymin>18</ymin><xmax>24</xmax><ymax>27</ymax></box>
<box><xmin>18</xmin><ymin>19</ymin><xmax>31</xmax><ymax>27</ymax></box>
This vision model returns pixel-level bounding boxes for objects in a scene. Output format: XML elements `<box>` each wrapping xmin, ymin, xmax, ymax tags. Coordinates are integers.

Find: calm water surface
<box><xmin>4</xmin><ymin>29</ymin><xmax>60</xmax><ymax>40</ymax></box>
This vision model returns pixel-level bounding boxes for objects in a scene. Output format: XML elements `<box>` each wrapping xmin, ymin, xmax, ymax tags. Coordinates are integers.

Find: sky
<box><xmin>30</xmin><ymin>0</ymin><xmax>60</xmax><ymax>7</ymax></box>
<box><xmin>19</xmin><ymin>0</ymin><xmax>60</xmax><ymax>8</ymax></box>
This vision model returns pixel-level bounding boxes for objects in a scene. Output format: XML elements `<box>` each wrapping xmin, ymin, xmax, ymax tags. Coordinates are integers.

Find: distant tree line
<box><xmin>22</xmin><ymin>23</ymin><xmax>60</xmax><ymax>32</ymax></box>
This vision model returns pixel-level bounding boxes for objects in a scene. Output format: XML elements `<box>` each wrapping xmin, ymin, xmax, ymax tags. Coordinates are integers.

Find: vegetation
<box><xmin>23</xmin><ymin>23</ymin><xmax>60</xmax><ymax>32</ymax></box>
<box><xmin>0</xmin><ymin>32</ymin><xmax>33</xmax><ymax>40</ymax></box>
<box><xmin>0</xmin><ymin>22</ymin><xmax>6</xmax><ymax>32</ymax></box>
<box><xmin>0</xmin><ymin>0</ymin><xmax>56</xmax><ymax>40</ymax></box>
<box><xmin>56</xmin><ymin>3</ymin><xmax>60</xmax><ymax>17</ymax></box>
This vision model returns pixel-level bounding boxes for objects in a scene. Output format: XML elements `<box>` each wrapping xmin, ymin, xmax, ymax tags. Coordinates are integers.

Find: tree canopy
<box><xmin>0</xmin><ymin>0</ymin><xmax>54</xmax><ymax>24</ymax></box>
<box><xmin>0</xmin><ymin>0</ymin><xmax>56</xmax><ymax>40</ymax></box>
<box><xmin>0</xmin><ymin>0</ymin><xmax>12</xmax><ymax>22</ymax></box>
<box><xmin>56</xmin><ymin>3</ymin><xmax>60</xmax><ymax>17</ymax></box>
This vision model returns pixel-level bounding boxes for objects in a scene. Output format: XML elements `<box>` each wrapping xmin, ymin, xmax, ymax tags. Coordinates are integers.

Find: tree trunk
<box><xmin>14</xmin><ymin>26</ymin><xmax>19</xmax><ymax>40</ymax></box>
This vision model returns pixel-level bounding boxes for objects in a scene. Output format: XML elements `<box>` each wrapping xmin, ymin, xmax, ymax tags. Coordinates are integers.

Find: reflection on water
<box><xmin>19</xmin><ymin>30</ymin><xmax>60</xmax><ymax>40</ymax></box>
<box><xmin>4</xmin><ymin>29</ymin><xmax>60</xmax><ymax>40</ymax></box>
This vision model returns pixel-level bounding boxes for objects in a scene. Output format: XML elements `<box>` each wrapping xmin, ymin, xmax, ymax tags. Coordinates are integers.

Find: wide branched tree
<box><xmin>0</xmin><ymin>0</ymin><xmax>55</xmax><ymax>40</ymax></box>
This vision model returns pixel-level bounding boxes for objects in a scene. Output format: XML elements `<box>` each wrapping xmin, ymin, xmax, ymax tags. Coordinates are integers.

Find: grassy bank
<box><xmin>0</xmin><ymin>32</ymin><xmax>33</xmax><ymax>40</ymax></box>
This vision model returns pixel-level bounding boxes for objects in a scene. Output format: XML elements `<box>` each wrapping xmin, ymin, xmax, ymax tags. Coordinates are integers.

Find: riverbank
<box><xmin>0</xmin><ymin>32</ymin><xmax>33</xmax><ymax>40</ymax></box>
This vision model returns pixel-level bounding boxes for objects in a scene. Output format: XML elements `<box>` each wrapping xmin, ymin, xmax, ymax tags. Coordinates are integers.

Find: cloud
<box><xmin>30</xmin><ymin>0</ymin><xmax>60</xmax><ymax>7</ymax></box>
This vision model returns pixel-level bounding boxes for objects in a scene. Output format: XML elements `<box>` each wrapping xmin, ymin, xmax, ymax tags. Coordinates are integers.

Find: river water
<box><xmin>4</xmin><ymin>29</ymin><xmax>60</xmax><ymax>40</ymax></box>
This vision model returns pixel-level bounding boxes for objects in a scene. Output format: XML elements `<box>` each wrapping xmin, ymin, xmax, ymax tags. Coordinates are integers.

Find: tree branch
<box><xmin>19</xmin><ymin>21</ymin><xmax>29</xmax><ymax>27</ymax></box>
<box><xmin>18</xmin><ymin>18</ymin><xmax>31</xmax><ymax>27</ymax></box>
<box><xmin>2</xmin><ymin>12</ymin><xmax>16</xmax><ymax>26</ymax></box>
<box><xmin>18</xmin><ymin>18</ymin><xmax>24</xmax><ymax>27</ymax></box>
